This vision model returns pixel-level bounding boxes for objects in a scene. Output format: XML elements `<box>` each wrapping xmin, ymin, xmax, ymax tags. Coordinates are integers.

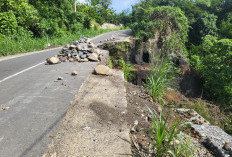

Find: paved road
<box><xmin>0</xmin><ymin>30</ymin><xmax>131</xmax><ymax>157</ymax></box>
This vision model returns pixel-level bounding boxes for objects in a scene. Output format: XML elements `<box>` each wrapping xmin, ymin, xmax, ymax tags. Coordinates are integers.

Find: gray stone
<box><xmin>62</xmin><ymin>47</ymin><xmax>69</xmax><ymax>51</ymax></box>
<box><xmin>71</xmin><ymin>53</ymin><xmax>78</xmax><ymax>58</ymax></box>
<box><xmin>94</xmin><ymin>65</ymin><xmax>113</xmax><ymax>76</ymax></box>
<box><xmin>78</xmin><ymin>51</ymin><xmax>84</xmax><ymax>57</ymax></box>
<box><xmin>192</xmin><ymin>124</ymin><xmax>232</xmax><ymax>157</ymax></box>
<box><xmin>80</xmin><ymin>54</ymin><xmax>87</xmax><ymax>59</ymax></box>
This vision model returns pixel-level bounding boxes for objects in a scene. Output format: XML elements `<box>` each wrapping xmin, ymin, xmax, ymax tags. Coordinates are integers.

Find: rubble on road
<box><xmin>71</xmin><ymin>71</ymin><xmax>78</xmax><ymax>76</ymax></box>
<box><xmin>46</xmin><ymin>37</ymin><xmax>102</xmax><ymax>64</ymax></box>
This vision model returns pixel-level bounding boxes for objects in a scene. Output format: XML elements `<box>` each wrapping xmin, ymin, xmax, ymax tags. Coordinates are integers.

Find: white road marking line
<box><xmin>0</xmin><ymin>61</ymin><xmax>46</xmax><ymax>84</ymax></box>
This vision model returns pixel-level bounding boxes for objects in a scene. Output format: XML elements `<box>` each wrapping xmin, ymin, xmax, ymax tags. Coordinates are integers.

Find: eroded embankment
<box><xmin>100</xmin><ymin>38</ymin><xmax>232</xmax><ymax>157</ymax></box>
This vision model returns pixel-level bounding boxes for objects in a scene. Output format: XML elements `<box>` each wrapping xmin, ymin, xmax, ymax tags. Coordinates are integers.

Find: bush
<box><xmin>190</xmin><ymin>35</ymin><xmax>232</xmax><ymax>106</ymax></box>
<box><xmin>0</xmin><ymin>11</ymin><xmax>18</xmax><ymax>35</ymax></box>
<box><xmin>219</xmin><ymin>18</ymin><xmax>232</xmax><ymax>39</ymax></box>
<box><xmin>131</xmin><ymin>6</ymin><xmax>188</xmax><ymax>44</ymax></box>
<box><xmin>189</xmin><ymin>13</ymin><xmax>218</xmax><ymax>45</ymax></box>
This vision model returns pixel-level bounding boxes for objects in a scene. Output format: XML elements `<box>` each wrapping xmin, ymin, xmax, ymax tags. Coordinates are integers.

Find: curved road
<box><xmin>0</xmin><ymin>30</ymin><xmax>131</xmax><ymax>157</ymax></box>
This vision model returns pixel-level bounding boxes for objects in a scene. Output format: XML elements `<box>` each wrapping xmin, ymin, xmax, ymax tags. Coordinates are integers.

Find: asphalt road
<box><xmin>0</xmin><ymin>30</ymin><xmax>131</xmax><ymax>157</ymax></box>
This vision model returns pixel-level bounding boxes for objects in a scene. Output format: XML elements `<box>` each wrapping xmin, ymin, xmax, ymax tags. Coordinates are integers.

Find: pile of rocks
<box><xmin>47</xmin><ymin>37</ymin><xmax>102</xmax><ymax>64</ymax></box>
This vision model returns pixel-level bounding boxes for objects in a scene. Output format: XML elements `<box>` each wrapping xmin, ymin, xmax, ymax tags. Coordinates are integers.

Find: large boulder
<box><xmin>94</xmin><ymin>65</ymin><xmax>113</xmax><ymax>76</ymax></box>
<box><xmin>47</xmin><ymin>56</ymin><xmax>60</xmax><ymax>64</ymax></box>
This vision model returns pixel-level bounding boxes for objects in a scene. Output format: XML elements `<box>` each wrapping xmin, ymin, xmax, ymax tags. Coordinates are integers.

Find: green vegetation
<box><xmin>170</xmin><ymin>134</ymin><xmax>195</xmax><ymax>157</ymax></box>
<box><xmin>176</xmin><ymin>100</ymin><xmax>232</xmax><ymax>134</ymax></box>
<box><xmin>0</xmin><ymin>0</ymin><xmax>124</xmax><ymax>56</ymax></box>
<box><xmin>128</xmin><ymin>0</ymin><xmax>232</xmax><ymax>108</ymax></box>
<box><xmin>121</xmin><ymin>60</ymin><xmax>134</xmax><ymax>82</ymax></box>
<box><xmin>145</xmin><ymin>56</ymin><xmax>176</xmax><ymax>104</ymax></box>
<box><xmin>190</xmin><ymin>35</ymin><xmax>232</xmax><ymax>106</ymax></box>
<box><xmin>147</xmin><ymin>106</ymin><xmax>191</xmax><ymax>157</ymax></box>
<box><xmin>0</xmin><ymin>28</ymin><xmax>117</xmax><ymax>56</ymax></box>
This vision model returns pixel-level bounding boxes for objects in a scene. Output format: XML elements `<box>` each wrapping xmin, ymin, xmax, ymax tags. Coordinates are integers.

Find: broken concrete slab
<box><xmin>192</xmin><ymin>124</ymin><xmax>232</xmax><ymax>157</ymax></box>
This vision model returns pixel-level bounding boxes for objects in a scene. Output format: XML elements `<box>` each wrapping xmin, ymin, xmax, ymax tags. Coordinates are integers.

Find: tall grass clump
<box><xmin>121</xmin><ymin>59</ymin><xmax>135</xmax><ymax>82</ymax></box>
<box><xmin>145</xmin><ymin>55</ymin><xmax>176</xmax><ymax>104</ymax></box>
<box><xmin>147</xmin><ymin>106</ymin><xmax>192</xmax><ymax>157</ymax></box>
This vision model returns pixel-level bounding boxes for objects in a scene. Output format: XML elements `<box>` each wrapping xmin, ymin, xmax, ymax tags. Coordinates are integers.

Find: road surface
<box><xmin>0</xmin><ymin>30</ymin><xmax>131</xmax><ymax>157</ymax></box>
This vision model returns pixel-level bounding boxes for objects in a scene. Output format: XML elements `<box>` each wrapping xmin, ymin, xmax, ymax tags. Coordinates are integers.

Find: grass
<box><xmin>170</xmin><ymin>134</ymin><xmax>195</xmax><ymax>157</ymax></box>
<box><xmin>108</xmin><ymin>56</ymin><xmax>113</xmax><ymax>69</ymax></box>
<box><xmin>145</xmin><ymin>55</ymin><xmax>176</xmax><ymax>104</ymax></box>
<box><xmin>147</xmin><ymin>106</ymin><xmax>191</xmax><ymax>157</ymax></box>
<box><xmin>0</xmin><ymin>28</ymin><xmax>120</xmax><ymax>57</ymax></box>
<box><xmin>121</xmin><ymin>59</ymin><xmax>134</xmax><ymax>82</ymax></box>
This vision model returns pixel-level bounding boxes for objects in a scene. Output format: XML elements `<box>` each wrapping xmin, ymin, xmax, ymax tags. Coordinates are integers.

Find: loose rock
<box><xmin>94</xmin><ymin>65</ymin><xmax>113</xmax><ymax>76</ymax></box>
<box><xmin>2</xmin><ymin>107</ymin><xmax>10</xmax><ymax>110</ymax></box>
<box><xmin>45</xmin><ymin>37</ymin><xmax>103</xmax><ymax>64</ymax></box>
<box><xmin>47</xmin><ymin>56</ymin><xmax>60</xmax><ymax>64</ymax></box>
<box><xmin>88</xmin><ymin>54</ymin><xmax>99</xmax><ymax>62</ymax></box>
<box><xmin>79</xmin><ymin>58</ymin><xmax>89</xmax><ymax>62</ymax></box>
<box><xmin>57</xmin><ymin>77</ymin><xmax>63</xmax><ymax>80</ymax></box>
<box><xmin>71</xmin><ymin>71</ymin><xmax>78</xmax><ymax>76</ymax></box>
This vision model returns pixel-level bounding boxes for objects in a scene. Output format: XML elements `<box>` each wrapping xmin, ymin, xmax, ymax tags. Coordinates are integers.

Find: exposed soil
<box><xmin>124</xmin><ymin>82</ymin><xmax>215</xmax><ymax>156</ymax></box>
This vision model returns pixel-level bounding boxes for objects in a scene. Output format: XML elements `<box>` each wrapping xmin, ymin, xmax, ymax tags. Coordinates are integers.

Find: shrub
<box><xmin>189</xmin><ymin>13</ymin><xmax>218</xmax><ymax>45</ymax></box>
<box><xmin>219</xmin><ymin>18</ymin><xmax>232</xmax><ymax>39</ymax></box>
<box><xmin>190</xmin><ymin>35</ymin><xmax>232</xmax><ymax>106</ymax></box>
<box><xmin>131</xmin><ymin>6</ymin><xmax>189</xmax><ymax>47</ymax></box>
<box><xmin>0</xmin><ymin>11</ymin><xmax>18</xmax><ymax>35</ymax></box>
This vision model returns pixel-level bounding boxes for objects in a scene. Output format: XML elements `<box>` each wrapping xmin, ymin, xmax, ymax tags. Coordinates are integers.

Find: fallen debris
<box><xmin>47</xmin><ymin>56</ymin><xmax>60</xmax><ymax>64</ymax></box>
<box><xmin>46</xmin><ymin>37</ymin><xmax>101</xmax><ymax>64</ymax></box>
<box><xmin>71</xmin><ymin>71</ymin><xmax>78</xmax><ymax>76</ymax></box>
<box><xmin>94</xmin><ymin>65</ymin><xmax>113</xmax><ymax>76</ymax></box>
<box><xmin>192</xmin><ymin>124</ymin><xmax>232</xmax><ymax>157</ymax></box>
<box><xmin>2</xmin><ymin>107</ymin><xmax>10</xmax><ymax>111</ymax></box>
<box><xmin>57</xmin><ymin>77</ymin><xmax>63</xmax><ymax>80</ymax></box>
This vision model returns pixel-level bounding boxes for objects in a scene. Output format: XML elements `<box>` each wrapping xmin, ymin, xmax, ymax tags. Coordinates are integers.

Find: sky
<box><xmin>111</xmin><ymin>0</ymin><xmax>139</xmax><ymax>13</ymax></box>
<box><xmin>77</xmin><ymin>0</ymin><xmax>139</xmax><ymax>13</ymax></box>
